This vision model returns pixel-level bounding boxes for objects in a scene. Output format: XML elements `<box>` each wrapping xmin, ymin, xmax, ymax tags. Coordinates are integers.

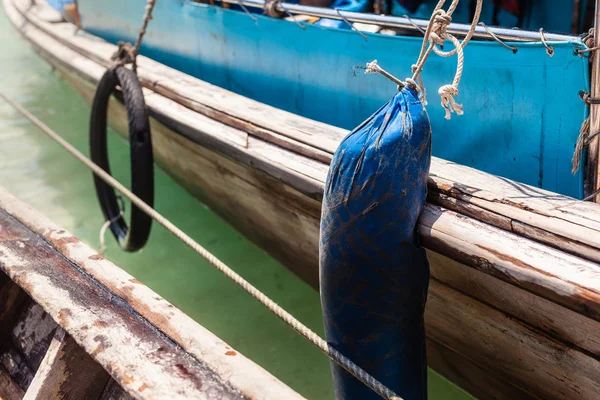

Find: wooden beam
<box><xmin>0</xmin><ymin>366</ymin><xmax>24</xmax><ymax>400</ymax></box>
<box><xmin>0</xmin><ymin>274</ymin><xmax>29</xmax><ymax>341</ymax></box>
<box><xmin>585</xmin><ymin>0</ymin><xmax>600</xmax><ymax>200</ymax></box>
<box><xmin>23</xmin><ymin>328</ymin><xmax>110</xmax><ymax>400</ymax></box>
<box><xmin>98</xmin><ymin>379</ymin><xmax>134</xmax><ymax>400</ymax></box>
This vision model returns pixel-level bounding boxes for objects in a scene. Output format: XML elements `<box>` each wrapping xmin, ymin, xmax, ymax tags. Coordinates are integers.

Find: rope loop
<box><xmin>539</xmin><ymin>28</ymin><xmax>555</xmax><ymax>57</ymax></box>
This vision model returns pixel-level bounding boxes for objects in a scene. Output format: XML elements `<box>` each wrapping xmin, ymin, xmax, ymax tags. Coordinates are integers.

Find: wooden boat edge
<box><xmin>0</xmin><ymin>182</ymin><xmax>304</xmax><ymax>399</ymax></box>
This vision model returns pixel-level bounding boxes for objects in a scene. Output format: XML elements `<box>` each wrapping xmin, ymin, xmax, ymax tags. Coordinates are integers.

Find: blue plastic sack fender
<box><xmin>320</xmin><ymin>87</ymin><xmax>431</xmax><ymax>400</ymax></box>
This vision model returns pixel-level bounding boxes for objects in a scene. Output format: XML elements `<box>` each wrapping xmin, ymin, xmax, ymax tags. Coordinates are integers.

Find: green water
<box><xmin>0</xmin><ymin>7</ymin><xmax>472</xmax><ymax>399</ymax></box>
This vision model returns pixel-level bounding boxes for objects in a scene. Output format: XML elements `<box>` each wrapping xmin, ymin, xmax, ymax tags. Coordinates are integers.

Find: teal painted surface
<box><xmin>78</xmin><ymin>1</ymin><xmax>589</xmax><ymax>198</ymax></box>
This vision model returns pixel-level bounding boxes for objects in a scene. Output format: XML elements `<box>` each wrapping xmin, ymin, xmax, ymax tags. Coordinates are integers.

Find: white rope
<box><xmin>410</xmin><ymin>0</ymin><xmax>483</xmax><ymax>118</ymax></box>
<box><xmin>0</xmin><ymin>91</ymin><xmax>403</xmax><ymax>400</ymax></box>
<box><xmin>99</xmin><ymin>209</ymin><xmax>125</xmax><ymax>254</ymax></box>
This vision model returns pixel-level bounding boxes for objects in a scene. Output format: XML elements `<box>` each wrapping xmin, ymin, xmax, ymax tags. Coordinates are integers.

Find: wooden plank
<box><xmin>584</xmin><ymin>0</ymin><xmax>600</xmax><ymax>200</ymax></box>
<box><xmin>419</xmin><ymin>204</ymin><xmax>600</xmax><ymax>321</ymax></box>
<box><xmin>426</xmin><ymin>279</ymin><xmax>600</xmax><ymax>400</ymax></box>
<box><xmin>0</xmin><ymin>187</ymin><xmax>304</xmax><ymax>400</ymax></box>
<box><xmin>0</xmin><ymin>208</ymin><xmax>277</xmax><ymax>400</ymax></box>
<box><xmin>99</xmin><ymin>379</ymin><xmax>134</xmax><ymax>400</ymax></box>
<box><xmin>427</xmin><ymin>251</ymin><xmax>600</xmax><ymax>357</ymax></box>
<box><xmin>11</xmin><ymin>304</ymin><xmax>58</xmax><ymax>374</ymax></box>
<box><xmin>0</xmin><ymin>275</ymin><xmax>28</xmax><ymax>340</ymax></box>
<box><xmin>426</xmin><ymin>338</ymin><xmax>536</xmax><ymax>400</ymax></box>
<box><xmin>23</xmin><ymin>328</ymin><xmax>109</xmax><ymax>400</ymax></box>
<box><xmin>0</xmin><ymin>366</ymin><xmax>24</xmax><ymax>400</ymax></box>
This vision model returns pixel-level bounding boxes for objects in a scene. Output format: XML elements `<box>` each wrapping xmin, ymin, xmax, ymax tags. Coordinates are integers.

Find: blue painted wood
<box><xmin>320</xmin><ymin>87</ymin><xmax>431</xmax><ymax>400</ymax></box>
<box><xmin>78</xmin><ymin>0</ymin><xmax>589</xmax><ymax>198</ymax></box>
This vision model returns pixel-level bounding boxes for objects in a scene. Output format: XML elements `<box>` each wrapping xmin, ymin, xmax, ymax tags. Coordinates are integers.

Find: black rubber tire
<box><xmin>90</xmin><ymin>66</ymin><xmax>154</xmax><ymax>252</ymax></box>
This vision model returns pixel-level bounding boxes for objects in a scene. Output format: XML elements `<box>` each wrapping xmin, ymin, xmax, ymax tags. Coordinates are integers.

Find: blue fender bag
<box><xmin>320</xmin><ymin>86</ymin><xmax>431</xmax><ymax>400</ymax></box>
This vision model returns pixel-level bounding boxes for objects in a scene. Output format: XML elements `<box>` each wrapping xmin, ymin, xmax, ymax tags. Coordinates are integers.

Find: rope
<box><xmin>573</xmin><ymin>116</ymin><xmax>590</xmax><ymax>174</ymax></box>
<box><xmin>366</xmin><ymin>0</ymin><xmax>482</xmax><ymax>119</ymax></box>
<box><xmin>539</xmin><ymin>28</ymin><xmax>555</xmax><ymax>57</ymax></box>
<box><xmin>99</xmin><ymin>203</ymin><xmax>125</xmax><ymax>255</ymax></box>
<box><xmin>110</xmin><ymin>0</ymin><xmax>157</xmax><ymax>72</ymax></box>
<box><xmin>0</xmin><ymin>91</ymin><xmax>403</xmax><ymax>400</ymax></box>
<box><xmin>336</xmin><ymin>8</ymin><xmax>368</xmax><ymax>41</ymax></box>
<box><xmin>573</xmin><ymin>92</ymin><xmax>600</xmax><ymax>174</ymax></box>
<box><xmin>411</xmin><ymin>0</ymin><xmax>483</xmax><ymax>119</ymax></box>
<box><xmin>479</xmin><ymin>22</ymin><xmax>517</xmax><ymax>53</ymax></box>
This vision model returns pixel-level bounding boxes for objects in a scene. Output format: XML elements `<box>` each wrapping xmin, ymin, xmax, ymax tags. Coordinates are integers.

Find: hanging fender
<box><xmin>89</xmin><ymin>66</ymin><xmax>154</xmax><ymax>252</ymax></box>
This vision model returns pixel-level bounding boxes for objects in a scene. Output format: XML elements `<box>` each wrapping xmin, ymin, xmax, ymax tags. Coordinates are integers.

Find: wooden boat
<box><xmin>0</xmin><ymin>185</ymin><xmax>302</xmax><ymax>399</ymax></box>
<box><xmin>5</xmin><ymin>0</ymin><xmax>600</xmax><ymax>398</ymax></box>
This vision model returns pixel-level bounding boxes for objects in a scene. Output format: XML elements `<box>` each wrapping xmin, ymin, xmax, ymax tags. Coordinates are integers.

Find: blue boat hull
<box><xmin>79</xmin><ymin>0</ymin><xmax>589</xmax><ymax>198</ymax></box>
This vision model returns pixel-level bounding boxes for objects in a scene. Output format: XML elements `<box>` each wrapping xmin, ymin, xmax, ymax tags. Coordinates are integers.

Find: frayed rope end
<box><xmin>439</xmin><ymin>85</ymin><xmax>463</xmax><ymax>120</ymax></box>
<box><xmin>365</xmin><ymin>60</ymin><xmax>381</xmax><ymax>75</ymax></box>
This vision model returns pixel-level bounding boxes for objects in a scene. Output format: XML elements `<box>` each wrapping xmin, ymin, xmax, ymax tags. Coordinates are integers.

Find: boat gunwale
<box><xmin>0</xmin><ymin>180</ymin><xmax>305</xmax><ymax>399</ymax></box>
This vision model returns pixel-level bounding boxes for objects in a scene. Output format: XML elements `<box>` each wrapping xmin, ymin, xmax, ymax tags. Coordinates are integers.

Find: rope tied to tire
<box><xmin>90</xmin><ymin>0</ymin><xmax>157</xmax><ymax>252</ymax></box>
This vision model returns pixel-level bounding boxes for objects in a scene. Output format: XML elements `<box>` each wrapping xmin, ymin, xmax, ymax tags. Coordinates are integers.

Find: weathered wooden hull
<box><xmin>6</xmin><ymin>1</ymin><xmax>600</xmax><ymax>399</ymax></box>
<box><xmin>0</xmin><ymin>185</ymin><xmax>303</xmax><ymax>399</ymax></box>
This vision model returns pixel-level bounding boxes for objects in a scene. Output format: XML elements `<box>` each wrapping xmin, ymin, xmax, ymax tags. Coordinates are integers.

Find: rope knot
<box><xmin>438</xmin><ymin>84</ymin><xmax>463</xmax><ymax>119</ymax></box>
<box><xmin>111</xmin><ymin>41</ymin><xmax>137</xmax><ymax>66</ymax></box>
<box><xmin>264</xmin><ymin>0</ymin><xmax>285</xmax><ymax>18</ymax></box>
<box><xmin>430</xmin><ymin>11</ymin><xmax>452</xmax><ymax>45</ymax></box>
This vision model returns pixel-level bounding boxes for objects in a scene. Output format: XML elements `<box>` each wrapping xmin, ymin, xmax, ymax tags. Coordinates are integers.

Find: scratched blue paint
<box><xmin>320</xmin><ymin>87</ymin><xmax>431</xmax><ymax>399</ymax></box>
<box><xmin>78</xmin><ymin>0</ymin><xmax>589</xmax><ymax>198</ymax></box>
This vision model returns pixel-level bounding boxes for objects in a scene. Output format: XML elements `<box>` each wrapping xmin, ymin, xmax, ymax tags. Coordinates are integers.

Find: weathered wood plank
<box><xmin>0</xmin><ymin>207</ymin><xmax>287</xmax><ymax>400</ymax></box>
<box><xmin>420</xmin><ymin>204</ymin><xmax>600</xmax><ymax>321</ymax></box>
<box><xmin>99</xmin><ymin>379</ymin><xmax>134</xmax><ymax>400</ymax></box>
<box><xmin>426</xmin><ymin>279</ymin><xmax>600</xmax><ymax>400</ymax></box>
<box><xmin>23</xmin><ymin>328</ymin><xmax>109</xmax><ymax>400</ymax></box>
<box><xmin>426</xmin><ymin>338</ymin><xmax>537</xmax><ymax>400</ymax></box>
<box><xmin>0</xmin><ymin>187</ymin><xmax>304</xmax><ymax>400</ymax></box>
<box><xmin>0</xmin><ymin>366</ymin><xmax>25</xmax><ymax>400</ymax></box>
<box><xmin>0</xmin><ymin>275</ymin><xmax>29</xmax><ymax>341</ymax></box>
<box><xmin>427</xmin><ymin>251</ymin><xmax>600</xmax><ymax>357</ymax></box>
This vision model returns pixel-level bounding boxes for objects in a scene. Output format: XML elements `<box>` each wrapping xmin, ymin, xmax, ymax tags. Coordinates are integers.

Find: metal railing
<box><xmin>221</xmin><ymin>0</ymin><xmax>580</xmax><ymax>43</ymax></box>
